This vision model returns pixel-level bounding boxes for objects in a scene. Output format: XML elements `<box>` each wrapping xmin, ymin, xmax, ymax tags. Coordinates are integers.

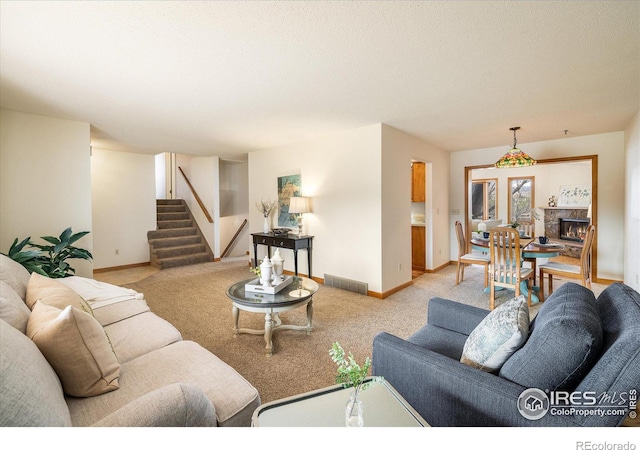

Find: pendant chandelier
<box><xmin>495</xmin><ymin>126</ymin><xmax>536</xmax><ymax>168</ymax></box>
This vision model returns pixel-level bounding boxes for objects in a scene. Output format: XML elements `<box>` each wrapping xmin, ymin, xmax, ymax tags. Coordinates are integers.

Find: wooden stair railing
<box><xmin>221</xmin><ymin>219</ymin><xmax>248</xmax><ymax>258</ymax></box>
<box><xmin>178</xmin><ymin>166</ymin><xmax>213</xmax><ymax>223</ymax></box>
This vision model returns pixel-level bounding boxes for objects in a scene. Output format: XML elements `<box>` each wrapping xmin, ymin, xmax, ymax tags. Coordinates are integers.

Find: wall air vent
<box><xmin>323</xmin><ymin>274</ymin><xmax>368</xmax><ymax>296</ymax></box>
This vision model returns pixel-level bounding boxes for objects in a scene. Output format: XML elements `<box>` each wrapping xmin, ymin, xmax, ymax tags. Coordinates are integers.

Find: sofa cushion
<box><xmin>26</xmin><ymin>272</ymin><xmax>93</xmax><ymax>313</ymax></box>
<box><xmin>0</xmin><ymin>319</ymin><xmax>72</xmax><ymax>426</ymax></box>
<box><xmin>104</xmin><ymin>311</ymin><xmax>182</xmax><ymax>364</ymax></box>
<box><xmin>0</xmin><ymin>254</ymin><xmax>31</xmax><ymax>300</ymax></box>
<box><xmin>574</xmin><ymin>283</ymin><xmax>640</xmax><ymax>425</ymax></box>
<box><xmin>499</xmin><ymin>283</ymin><xmax>603</xmax><ymax>391</ymax></box>
<box><xmin>27</xmin><ymin>301</ymin><xmax>121</xmax><ymax>397</ymax></box>
<box><xmin>460</xmin><ymin>295</ymin><xmax>530</xmax><ymax>372</ymax></box>
<box><xmin>0</xmin><ymin>280</ymin><xmax>31</xmax><ymax>333</ymax></box>
<box><xmin>66</xmin><ymin>340</ymin><xmax>261</xmax><ymax>427</ymax></box>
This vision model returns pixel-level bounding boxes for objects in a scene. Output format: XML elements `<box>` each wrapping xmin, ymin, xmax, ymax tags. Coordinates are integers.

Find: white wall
<box><xmin>624</xmin><ymin>111</ymin><xmax>640</xmax><ymax>291</ymax></box>
<box><xmin>248</xmin><ymin>123</ymin><xmax>450</xmax><ymax>295</ymax></box>
<box><xmin>219</xmin><ymin>160</ymin><xmax>249</xmax><ymax>258</ymax></box>
<box><xmin>249</xmin><ymin>124</ymin><xmax>384</xmax><ymax>292</ymax></box>
<box><xmin>155</xmin><ymin>153</ymin><xmax>167</xmax><ymax>199</ymax></box>
<box><xmin>175</xmin><ymin>154</ymin><xmax>219</xmax><ymax>257</ymax></box>
<box><xmin>91</xmin><ymin>148</ymin><xmax>156</xmax><ymax>269</ymax></box>
<box><xmin>450</xmin><ymin>132</ymin><xmax>625</xmax><ymax>281</ymax></box>
<box><xmin>0</xmin><ymin>110</ymin><xmax>93</xmax><ymax>277</ymax></box>
<box><xmin>381</xmin><ymin>125</ymin><xmax>450</xmax><ymax>291</ymax></box>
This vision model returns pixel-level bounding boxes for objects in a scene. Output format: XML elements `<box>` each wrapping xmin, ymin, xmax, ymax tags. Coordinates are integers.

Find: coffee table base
<box><xmin>232</xmin><ymin>299</ymin><xmax>313</xmax><ymax>356</ymax></box>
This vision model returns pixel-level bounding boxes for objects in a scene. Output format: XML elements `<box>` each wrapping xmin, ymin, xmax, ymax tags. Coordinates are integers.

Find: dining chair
<box><xmin>516</xmin><ymin>220</ymin><xmax>537</xmax><ymax>280</ymax></box>
<box><xmin>538</xmin><ymin>224</ymin><xmax>596</xmax><ymax>301</ymax></box>
<box><xmin>455</xmin><ymin>220</ymin><xmax>490</xmax><ymax>287</ymax></box>
<box><xmin>516</xmin><ymin>220</ymin><xmax>535</xmax><ymax>238</ymax></box>
<box><xmin>489</xmin><ymin>227</ymin><xmax>534</xmax><ymax>309</ymax></box>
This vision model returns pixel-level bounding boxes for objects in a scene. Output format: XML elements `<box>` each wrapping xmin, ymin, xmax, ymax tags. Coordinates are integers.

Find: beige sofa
<box><xmin>0</xmin><ymin>254</ymin><xmax>260</xmax><ymax>427</ymax></box>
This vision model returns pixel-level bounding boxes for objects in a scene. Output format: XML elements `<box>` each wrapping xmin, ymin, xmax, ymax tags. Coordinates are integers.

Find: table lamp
<box><xmin>289</xmin><ymin>196</ymin><xmax>310</xmax><ymax>236</ymax></box>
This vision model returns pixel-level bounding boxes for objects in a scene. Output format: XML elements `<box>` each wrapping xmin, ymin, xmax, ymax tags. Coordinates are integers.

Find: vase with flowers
<box><xmin>256</xmin><ymin>199</ymin><xmax>278</xmax><ymax>233</ymax></box>
<box><xmin>329</xmin><ymin>342</ymin><xmax>382</xmax><ymax>427</ymax></box>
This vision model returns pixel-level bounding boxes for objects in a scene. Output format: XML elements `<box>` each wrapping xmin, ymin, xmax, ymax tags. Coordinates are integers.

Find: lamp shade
<box><xmin>288</xmin><ymin>196</ymin><xmax>310</xmax><ymax>214</ymax></box>
<box><xmin>495</xmin><ymin>126</ymin><xmax>536</xmax><ymax>168</ymax></box>
<box><xmin>495</xmin><ymin>147</ymin><xmax>537</xmax><ymax>168</ymax></box>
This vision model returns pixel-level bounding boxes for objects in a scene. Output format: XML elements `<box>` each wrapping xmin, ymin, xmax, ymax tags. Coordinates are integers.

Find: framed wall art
<box><xmin>558</xmin><ymin>184</ymin><xmax>591</xmax><ymax>207</ymax></box>
<box><xmin>277</xmin><ymin>174</ymin><xmax>301</xmax><ymax>227</ymax></box>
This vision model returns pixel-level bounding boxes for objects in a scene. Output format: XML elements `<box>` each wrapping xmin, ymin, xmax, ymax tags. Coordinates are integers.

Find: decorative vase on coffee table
<box><xmin>263</xmin><ymin>216</ymin><xmax>270</xmax><ymax>233</ymax></box>
<box><xmin>271</xmin><ymin>249</ymin><xmax>284</xmax><ymax>282</ymax></box>
<box><xmin>345</xmin><ymin>391</ymin><xmax>364</xmax><ymax>427</ymax></box>
<box><xmin>260</xmin><ymin>257</ymin><xmax>272</xmax><ymax>286</ymax></box>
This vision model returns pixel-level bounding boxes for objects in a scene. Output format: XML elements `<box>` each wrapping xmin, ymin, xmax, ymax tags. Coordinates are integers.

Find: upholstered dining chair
<box><xmin>489</xmin><ymin>227</ymin><xmax>534</xmax><ymax>309</ymax></box>
<box><xmin>455</xmin><ymin>220</ymin><xmax>490</xmax><ymax>287</ymax></box>
<box><xmin>538</xmin><ymin>224</ymin><xmax>596</xmax><ymax>301</ymax></box>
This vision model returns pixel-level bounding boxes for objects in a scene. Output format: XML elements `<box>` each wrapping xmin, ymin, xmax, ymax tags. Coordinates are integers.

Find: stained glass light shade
<box><xmin>495</xmin><ymin>147</ymin><xmax>537</xmax><ymax>168</ymax></box>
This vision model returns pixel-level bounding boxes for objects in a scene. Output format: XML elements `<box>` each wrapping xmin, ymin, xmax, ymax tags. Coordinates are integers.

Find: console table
<box><xmin>251</xmin><ymin>233</ymin><xmax>314</xmax><ymax>278</ymax></box>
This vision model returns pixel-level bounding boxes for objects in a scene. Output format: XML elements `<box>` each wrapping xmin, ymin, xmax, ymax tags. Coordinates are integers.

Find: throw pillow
<box><xmin>460</xmin><ymin>295</ymin><xmax>530</xmax><ymax>373</ymax></box>
<box><xmin>499</xmin><ymin>283</ymin><xmax>603</xmax><ymax>391</ymax></box>
<box><xmin>25</xmin><ymin>272</ymin><xmax>92</xmax><ymax>314</ymax></box>
<box><xmin>27</xmin><ymin>301</ymin><xmax>120</xmax><ymax>397</ymax></box>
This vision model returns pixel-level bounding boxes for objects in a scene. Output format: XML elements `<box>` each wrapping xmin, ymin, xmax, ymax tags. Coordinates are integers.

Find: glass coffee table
<box><xmin>252</xmin><ymin>377</ymin><xmax>429</xmax><ymax>427</ymax></box>
<box><xmin>226</xmin><ymin>276</ymin><xmax>319</xmax><ymax>356</ymax></box>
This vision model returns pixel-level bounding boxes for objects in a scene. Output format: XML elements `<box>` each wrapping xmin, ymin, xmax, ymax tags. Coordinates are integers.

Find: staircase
<box><xmin>147</xmin><ymin>199</ymin><xmax>214</xmax><ymax>269</ymax></box>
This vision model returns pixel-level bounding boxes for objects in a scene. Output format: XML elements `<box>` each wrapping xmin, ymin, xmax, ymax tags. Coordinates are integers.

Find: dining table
<box><xmin>470</xmin><ymin>236</ymin><xmax>565</xmax><ymax>304</ymax></box>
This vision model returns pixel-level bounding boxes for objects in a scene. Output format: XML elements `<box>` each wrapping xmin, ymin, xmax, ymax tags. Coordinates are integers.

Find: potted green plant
<box><xmin>2</xmin><ymin>227</ymin><xmax>92</xmax><ymax>278</ymax></box>
<box><xmin>329</xmin><ymin>342</ymin><xmax>382</xmax><ymax>427</ymax></box>
<box><xmin>3</xmin><ymin>236</ymin><xmax>48</xmax><ymax>275</ymax></box>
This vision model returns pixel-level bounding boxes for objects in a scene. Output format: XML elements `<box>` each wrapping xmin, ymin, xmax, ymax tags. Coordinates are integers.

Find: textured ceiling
<box><xmin>1</xmin><ymin>1</ymin><xmax>638</xmax><ymax>160</ymax></box>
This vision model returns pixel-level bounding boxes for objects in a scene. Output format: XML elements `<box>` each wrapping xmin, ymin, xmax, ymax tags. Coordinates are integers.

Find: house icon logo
<box><xmin>517</xmin><ymin>388</ymin><xmax>550</xmax><ymax>420</ymax></box>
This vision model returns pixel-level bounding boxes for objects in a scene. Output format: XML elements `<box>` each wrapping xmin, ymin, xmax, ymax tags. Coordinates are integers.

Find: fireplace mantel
<box><xmin>540</xmin><ymin>206</ymin><xmax>589</xmax><ymax>210</ymax></box>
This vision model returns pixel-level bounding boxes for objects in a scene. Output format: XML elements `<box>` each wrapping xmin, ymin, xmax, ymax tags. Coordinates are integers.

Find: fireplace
<box><xmin>559</xmin><ymin>218</ymin><xmax>589</xmax><ymax>242</ymax></box>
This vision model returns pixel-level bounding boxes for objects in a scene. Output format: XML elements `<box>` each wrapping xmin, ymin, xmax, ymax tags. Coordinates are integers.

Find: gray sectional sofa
<box><xmin>373</xmin><ymin>282</ymin><xmax>640</xmax><ymax>426</ymax></box>
<box><xmin>0</xmin><ymin>254</ymin><xmax>260</xmax><ymax>427</ymax></box>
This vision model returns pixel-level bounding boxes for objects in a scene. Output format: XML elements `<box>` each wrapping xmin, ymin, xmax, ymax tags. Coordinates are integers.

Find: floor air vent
<box><xmin>324</xmin><ymin>274</ymin><xmax>368</xmax><ymax>296</ymax></box>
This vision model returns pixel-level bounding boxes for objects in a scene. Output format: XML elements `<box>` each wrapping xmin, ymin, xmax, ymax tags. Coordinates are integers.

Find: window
<box><xmin>508</xmin><ymin>177</ymin><xmax>535</xmax><ymax>224</ymax></box>
<box><xmin>472</xmin><ymin>179</ymin><xmax>497</xmax><ymax>220</ymax></box>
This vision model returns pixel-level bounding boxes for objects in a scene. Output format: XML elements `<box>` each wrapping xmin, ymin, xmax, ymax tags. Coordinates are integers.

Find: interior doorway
<box><xmin>155</xmin><ymin>152</ymin><xmax>176</xmax><ymax>199</ymax></box>
<box><xmin>411</xmin><ymin>159</ymin><xmax>428</xmax><ymax>278</ymax></box>
<box><xmin>464</xmin><ymin>155</ymin><xmax>598</xmax><ymax>279</ymax></box>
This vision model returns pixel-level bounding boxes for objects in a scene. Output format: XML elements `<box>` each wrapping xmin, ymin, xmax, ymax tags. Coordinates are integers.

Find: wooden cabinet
<box><xmin>411</xmin><ymin>162</ymin><xmax>425</xmax><ymax>202</ymax></box>
<box><xmin>411</xmin><ymin>226</ymin><xmax>426</xmax><ymax>271</ymax></box>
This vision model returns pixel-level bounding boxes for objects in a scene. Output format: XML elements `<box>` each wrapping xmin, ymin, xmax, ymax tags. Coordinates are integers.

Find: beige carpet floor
<box><xmin>123</xmin><ymin>258</ymin><xmax>607</xmax><ymax>405</ymax></box>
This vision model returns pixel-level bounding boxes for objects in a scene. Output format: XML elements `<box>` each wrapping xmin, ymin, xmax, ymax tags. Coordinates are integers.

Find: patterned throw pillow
<box><xmin>460</xmin><ymin>296</ymin><xmax>530</xmax><ymax>373</ymax></box>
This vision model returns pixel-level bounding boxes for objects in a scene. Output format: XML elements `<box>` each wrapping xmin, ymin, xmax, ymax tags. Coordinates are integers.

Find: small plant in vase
<box><xmin>329</xmin><ymin>342</ymin><xmax>382</xmax><ymax>427</ymax></box>
<box><xmin>255</xmin><ymin>199</ymin><xmax>278</xmax><ymax>233</ymax></box>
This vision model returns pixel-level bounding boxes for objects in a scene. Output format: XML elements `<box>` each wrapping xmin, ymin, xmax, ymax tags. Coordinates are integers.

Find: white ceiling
<box><xmin>1</xmin><ymin>1</ymin><xmax>639</xmax><ymax>160</ymax></box>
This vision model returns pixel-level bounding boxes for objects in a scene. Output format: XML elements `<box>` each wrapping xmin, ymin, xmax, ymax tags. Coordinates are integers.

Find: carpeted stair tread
<box><xmin>148</xmin><ymin>234</ymin><xmax>202</xmax><ymax>248</ymax></box>
<box><xmin>155</xmin><ymin>252</ymin><xmax>211</xmax><ymax>269</ymax></box>
<box><xmin>156</xmin><ymin>199</ymin><xmax>184</xmax><ymax>205</ymax></box>
<box><xmin>157</xmin><ymin>205</ymin><xmax>187</xmax><ymax>213</ymax></box>
<box><xmin>157</xmin><ymin>212</ymin><xmax>190</xmax><ymax>221</ymax></box>
<box><xmin>148</xmin><ymin>227</ymin><xmax>198</xmax><ymax>240</ymax></box>
<box><xmin>153</xmin><ymin>244</ymin><xmax>208</xmax><ymax>259</ymax></box>
<box><xmin>158</xmin><ymin>219</ymin><xmax>193</xmax><ymax>229</ymax></box>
